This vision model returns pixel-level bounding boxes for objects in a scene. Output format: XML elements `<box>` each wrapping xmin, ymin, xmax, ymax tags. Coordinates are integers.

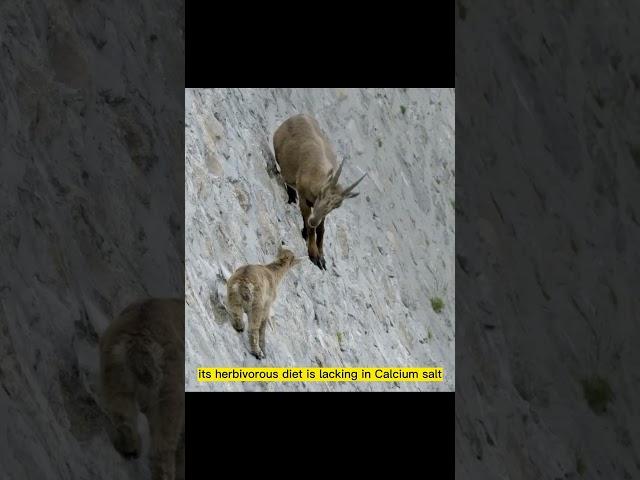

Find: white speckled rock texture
<box><xmin>185</xmin><ymin>88</ymin><xmax>455</xmax><ymax>391</ymax></box>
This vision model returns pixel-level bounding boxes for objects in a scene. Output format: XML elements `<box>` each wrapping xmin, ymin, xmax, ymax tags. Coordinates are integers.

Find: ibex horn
<box><xmin>343</xmin><ymin>172</ymin><xmax>367</xmax><ymax>194</ymax></box>
<box><xmin>331</xmin><ymin>158</ymin><xmax>346</xmax><ymax>186</ymax></box>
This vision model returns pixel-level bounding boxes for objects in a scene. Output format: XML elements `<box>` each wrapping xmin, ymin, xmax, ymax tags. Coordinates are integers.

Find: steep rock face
<box><xmin>185</xmin><ymin>88</ymin><xmax>455</xmax><ymax>392</ymax></box>
<box><xmin>456</xmin><ymin>2</ymin><xmax>640</xmax><ymax>479</ymax></box>
<box><xmin>0</xmin><ymin>1</ymin><xmax>183</xmax><ymax>478</ymax></box>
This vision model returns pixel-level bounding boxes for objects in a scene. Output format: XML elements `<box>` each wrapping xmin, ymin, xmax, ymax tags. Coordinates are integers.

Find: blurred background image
<box><xmin>0</xmin><ymin>1</ymin><xmax>184</xmax><ymax>478</ymax></box>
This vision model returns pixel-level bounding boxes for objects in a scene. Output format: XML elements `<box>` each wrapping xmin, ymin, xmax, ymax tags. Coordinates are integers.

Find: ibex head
<box><xmin>109</xmin><ymin>422</ymin><xmax>141</xmax><ymax>459</ymax></box>
<box><xmin>308</xmin><ymin>159</ymin><xmax>367</xmax><ymax>228</ymax></box>
<box><xmin>276</xmin><ymin>247</ymin><xmax>304</xmax><ymax>268</ymax></box>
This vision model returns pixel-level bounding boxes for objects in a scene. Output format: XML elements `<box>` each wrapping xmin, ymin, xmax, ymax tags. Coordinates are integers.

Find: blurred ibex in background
<box><xmin>100</xmin><ymin>298</ymin><xmax>184</xmax><ymax>480</ymax></box>
<box><xmin>273</xmin><ymin>114</ymin><xmax>366</xmax><ymax>270</ymax></box>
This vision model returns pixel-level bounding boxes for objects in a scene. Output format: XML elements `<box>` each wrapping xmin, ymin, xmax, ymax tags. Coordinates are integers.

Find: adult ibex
<box><xmin>99</xmin><ymin>298</ymin><xmax>184</xmax><ymax>480</ymax></box>
<box><xmin>273</xmin><ymin>114</ymin><xmax>366</xmax><ymax>270</ymax></box>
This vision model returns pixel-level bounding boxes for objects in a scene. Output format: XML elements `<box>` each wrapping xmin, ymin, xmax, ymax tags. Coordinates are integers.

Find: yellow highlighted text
<box><xmin>197</xmin><ymin>367</ymin><xmax>443</xmax><ymax>382</ymax></box>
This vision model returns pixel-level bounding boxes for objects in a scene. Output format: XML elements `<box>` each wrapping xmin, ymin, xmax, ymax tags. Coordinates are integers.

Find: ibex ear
<box><xmin>322</xmin><ymin>174</ymin><xmax>333</xmax><ymax>191</ymax></box>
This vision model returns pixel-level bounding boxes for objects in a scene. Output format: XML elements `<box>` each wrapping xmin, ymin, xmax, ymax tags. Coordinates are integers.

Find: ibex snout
<box><xmin>308</xmin><ymin>216</ymin><xmax>321</xmax><ymax>228</ymax></box>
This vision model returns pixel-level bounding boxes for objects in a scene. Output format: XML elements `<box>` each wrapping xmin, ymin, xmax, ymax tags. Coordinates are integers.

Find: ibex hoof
<box><xmin>233</xmin><ymin>325</ymin><xmax>244</xmax><ymax>333</ymax></box>
<box><xmin>311</xmin><ymin>255</ymin><xmax>327</xmax><ymax>271</ymax></box>
<box><xmin>122</xmin><ymin>450</ymin><xmax>140</xmax><ymax>460</ymax></box>
<box><xmin>251</xmin><ymin>349</ymin><xmax>265</xmax><ymax>360</ymax></box>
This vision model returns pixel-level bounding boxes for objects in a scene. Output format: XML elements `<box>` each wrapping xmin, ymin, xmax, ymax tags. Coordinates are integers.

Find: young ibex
<box><xmin>227</xmin><ymin>248</ymin><xmax>302</xmax><ymax>359</ymax></box>
<box><xmin>99</xmin><ymin>298</ymin><xmax>185</xmax><ymax>480</ymax></box>
<box><xmin>273</xmin><ymin>114</ymin><xmax>367</xmax><ymax>270</ymax></box>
